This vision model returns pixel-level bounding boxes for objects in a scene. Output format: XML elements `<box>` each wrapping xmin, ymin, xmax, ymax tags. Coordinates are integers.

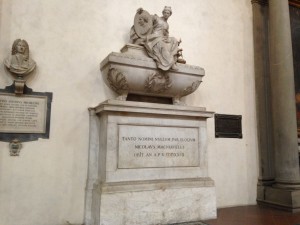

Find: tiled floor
<box><xmin>203</xmin><ymin>205</ymin><xmax>300</xmax><ymax>225</ymax></box>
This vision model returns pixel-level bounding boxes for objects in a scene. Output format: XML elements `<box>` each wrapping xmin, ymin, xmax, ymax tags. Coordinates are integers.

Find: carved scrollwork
<box><xmin>181</xmin><ymin>80</ymin><xmax>201</xmax><ymax>97</ymax></box>
<box><xmin>145</xmin><ymin>72</ymin><xmax>172</xmax><ymax>93</ymax></box>
<box><xmin>171</xmin><ymin>80</ymin><xmax>201</xmax><ymax>105</ymax></box>
<box><xmin>107</xmin><ymin>68</ymin><xmax>129</xmax><ymax>95</ymax></box>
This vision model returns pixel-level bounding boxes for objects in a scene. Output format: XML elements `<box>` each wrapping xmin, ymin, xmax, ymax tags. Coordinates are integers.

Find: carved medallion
<box><xmin>107</xmin><ymin>68</ymin><xmax>129</xmax><ymax>95</ymax></box>
<box><xmin>181</xmin><ymin>80</ymin><xmax>201</xmax><ymax>96</ymax></box>
<box><xmin>134</xmin><ymin>9</ymin><xmax>153</xmax><ymax>38</ymax></box>
<box><xmin>145</xmin><ymin>72</ymin><xmax>172</xmax><ymax>93</ymax></box>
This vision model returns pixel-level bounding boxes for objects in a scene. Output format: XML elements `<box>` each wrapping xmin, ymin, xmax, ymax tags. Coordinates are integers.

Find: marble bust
<box><xmin>130</xmin><ymin>6</ymin><xmax>180</xmax><ymax>71</ymax></box>
<box><xmin>4</xmin><ymin>39</ymin><xmax>36</xmax><ymax>76</ymax></box>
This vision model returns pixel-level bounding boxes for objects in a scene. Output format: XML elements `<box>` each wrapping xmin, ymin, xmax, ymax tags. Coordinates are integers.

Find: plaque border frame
<box><xmin>0</xmin><ymin>84</ymin><xmax>53</xmax><ymax>142</ymax></box>
<box><xmin>117</xmin><ymin>124</ymin><xmax>200</xmax><ymax>169</ymax></box>
<box><xmin>215</xmin><ymin>113</ymin><xmax>242</xmax><ymax>139</ymax></box>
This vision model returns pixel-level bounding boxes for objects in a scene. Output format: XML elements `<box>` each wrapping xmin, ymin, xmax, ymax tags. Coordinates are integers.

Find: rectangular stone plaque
<box><xmin>0</xmin><ymin>93</ymin><xmax>47</xmax><ymax>133</ymax></box>
<box><xmin>118</xmin><ymin>125</ymin><xmax>199</xmax><ymax>169</ymax></box>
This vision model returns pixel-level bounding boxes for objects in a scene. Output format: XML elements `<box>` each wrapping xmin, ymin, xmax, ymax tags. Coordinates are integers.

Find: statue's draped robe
<box><xmin>4</xmin><ymin>54</ymin><xmax>36</xmax><ymax>75</ymax></box>
<box><xmin>143</xmin><ymin>15</ymin><xmax>178</xmax><ymax>71</ymax></box>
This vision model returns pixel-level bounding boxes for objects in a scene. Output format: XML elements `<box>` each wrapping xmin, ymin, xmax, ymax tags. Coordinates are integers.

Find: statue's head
<box><xmin>162</xmin><ymin>6</ymin><xmax>172</xmax><ymax>19</ymax></box>
<box><xmin>11</xmin><ymin>39</ymin><xmax>29</xmax><ymax>59</ymax></box>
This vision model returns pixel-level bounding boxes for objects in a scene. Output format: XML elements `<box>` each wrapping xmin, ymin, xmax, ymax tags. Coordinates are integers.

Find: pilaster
<box><xmin>251</xmin><ymin>0</ymin><xmax>275</xmax><ymax>185</ymax></box>
<box><xmin>268</xmin><ymin>0</ymin><xmax>300</xmax><ymax>185</ymax></box>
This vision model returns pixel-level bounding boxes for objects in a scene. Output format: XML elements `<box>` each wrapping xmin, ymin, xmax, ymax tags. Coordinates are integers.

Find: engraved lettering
<box><xmin>118</xmin><ymin>125</ymin><xmax>199</xmax><ymax>168</ymax></box>
<box><xmin>0</xmin><ymin>94</ymin><xmax>47</xmax><ymax>133</ymax></box>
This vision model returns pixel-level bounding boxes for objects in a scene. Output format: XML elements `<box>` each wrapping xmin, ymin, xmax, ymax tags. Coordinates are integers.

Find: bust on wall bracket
<box><xmin>3</xmin><ymin>39</ymin><xmax>36</xmax><ymax>95</ymax></box>
<box><xmin>100</xmin><ymin>6</ymin><xmax>203</xmax><ymax>105</ymax></box>
<box><xmin>1</xmin><ymin>39</ymin><xmax>52</xmax><ymax>156</ymax></box>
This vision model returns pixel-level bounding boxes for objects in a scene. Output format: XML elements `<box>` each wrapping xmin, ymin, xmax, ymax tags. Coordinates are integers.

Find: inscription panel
<box><xmin>118</xmin><ymin>125</ymin><xmax>199</xmax><ymax>169</ymax></box>
<box><xmin>215</xmin><ymin>114</ymin><xmax>242</xmax><ymax>138</ymax></box>
<box><xmin>0</xmin><ymin>93</ymin><xmax>47</xmax><ymax>133</ymax></box>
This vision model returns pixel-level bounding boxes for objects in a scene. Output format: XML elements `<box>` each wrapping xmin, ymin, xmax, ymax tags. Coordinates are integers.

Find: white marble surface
<box><xmin>84</xmin><ymin>100</ymin><xmax>216</xmax><ymax>224</ymax></box>
<box><xmin>118</xmin><ymin>124</ymin><xmax>199</xmax><ymax>168</ymax></box>
<box><xmin>93</xmin><ymin>100</ymin><xmax>212</xmax><ymax>183</ymax></box>
<box><xmin>99</xmin><ymin>183</ymin><xmax>216</xmax><ymax>225</ymax></box>
<box><xmin>95</xmin><ymin>99</ymin><xmax>208</xmax><ymax>115</ymax></box>
<box><xmin>100</xmin><ymin>45</ymin><xmax>204</xmax><ymax>102</ymax></box>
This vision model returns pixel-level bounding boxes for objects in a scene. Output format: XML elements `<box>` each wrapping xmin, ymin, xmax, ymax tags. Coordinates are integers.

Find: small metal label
<box><xmin>215</xmin><ymin>114</ymin><xmax>242</xmax><ymax>138</ymax></box>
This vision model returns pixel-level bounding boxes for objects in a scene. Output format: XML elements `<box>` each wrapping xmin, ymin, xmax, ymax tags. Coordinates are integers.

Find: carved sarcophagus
<box><xmin>100</xmin><ymin>44</ymin><xmax>204</xmax><ymax>104</ymax></box>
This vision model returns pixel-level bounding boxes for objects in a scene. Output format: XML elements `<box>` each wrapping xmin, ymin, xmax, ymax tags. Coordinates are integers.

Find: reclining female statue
<box><xmin>130</xmin><ymin>6</ymin><xmax>179</xmax><ymax>71</ymax></box>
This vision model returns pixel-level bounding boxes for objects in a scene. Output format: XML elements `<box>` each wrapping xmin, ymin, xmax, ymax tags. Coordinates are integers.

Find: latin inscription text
<box><xmin>118</xmin><ymin>125</ymin><xmax>199</xmax><ymax>168</ymax></box>
<box><xmin>0</xmin><ymin>94</ymin><xmax>47</xmax><ymax>133</ymax></box>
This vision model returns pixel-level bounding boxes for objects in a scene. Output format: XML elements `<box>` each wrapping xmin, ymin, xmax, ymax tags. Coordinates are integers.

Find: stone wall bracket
<box><xmin>14</xmin><ymin>78</ymin><xmax>26</xmax><ymax>95</ymax></box>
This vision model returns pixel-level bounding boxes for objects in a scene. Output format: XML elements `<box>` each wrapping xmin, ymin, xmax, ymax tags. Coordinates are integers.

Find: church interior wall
<box><xmin>0</xmin><ymin>0</ymin><xmax>258</xmax><ymax>224</ymax></box>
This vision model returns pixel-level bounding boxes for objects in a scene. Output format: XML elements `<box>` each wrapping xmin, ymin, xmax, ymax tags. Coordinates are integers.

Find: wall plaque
<box><xmin>215</xmin><ymin>114</ymin><xmax>242</xmax><ymax>138</ymax></box>
<box><xmin>0</xmin><ymin>93</ymin><xmax>47</xmax><ymax>133</ymax></box>
<box><xmin>118</xmin><ymin>124</ymin><xmax>199</xmax><ymax>168</ymax></box>
<box><xmin>0</xmin><ymin>84</ymin><xmax>52</xmax><ymax>142</ymax></box>
<box><xmin>1</xmin><ymin>39</ymin><xmax>53</xmax><ymax>156</ymax></box>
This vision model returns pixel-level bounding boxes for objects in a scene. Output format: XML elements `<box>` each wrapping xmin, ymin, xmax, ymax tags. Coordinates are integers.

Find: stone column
<box><xmin>251</xmin><ymin>0</ymin><xmax>275</xmax><ymax>185</ymax></box>
<box><xmin>254</xmin><ymin>0</ymin><xmax>300</xmax><ymax>212</ymax></box>
<box><xmin>269</xmin><ymin>0</ymin><xmax>300</xmax><ymax>186</ymax></box>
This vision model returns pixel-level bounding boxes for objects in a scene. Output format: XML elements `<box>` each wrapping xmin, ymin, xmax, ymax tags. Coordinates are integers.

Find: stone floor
<box><xmin>169</xmin><ymin>222</ymin><xmax>208</xmax><ymax>225</ymax></box>
<box><xmin>204</xmin><ymin>205</ymin><xmax>300</xmax><ymax>225</ymax></box>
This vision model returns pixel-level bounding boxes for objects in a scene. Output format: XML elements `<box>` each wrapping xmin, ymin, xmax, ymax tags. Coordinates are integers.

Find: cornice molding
<box><xmin>289</xmin><ymin>0</ymin><xmax>300</xmax><ymax>8</ymax></box>
<box><xmin>251</xmin><ymin>0</ymin><xmax>300</xmax><ymax>7</ymax></box>
<box><xmin>251</xmin><ymin>0</ymin><xmax>268</xmax><ymax>6</ymax></box>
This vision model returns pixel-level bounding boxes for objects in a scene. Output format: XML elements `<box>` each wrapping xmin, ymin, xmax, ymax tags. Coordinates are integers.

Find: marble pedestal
<box><xmin>85</xmin><ymin>100</ymin><xmax>216</xmax><ymax>225</ymax></box>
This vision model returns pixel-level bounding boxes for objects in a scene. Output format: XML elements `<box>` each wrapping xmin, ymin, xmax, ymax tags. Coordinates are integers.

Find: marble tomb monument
<box><xmin>85</xmin><ymin>6</ymin><xmax>217</xmax><ymax>225</ymax></box>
